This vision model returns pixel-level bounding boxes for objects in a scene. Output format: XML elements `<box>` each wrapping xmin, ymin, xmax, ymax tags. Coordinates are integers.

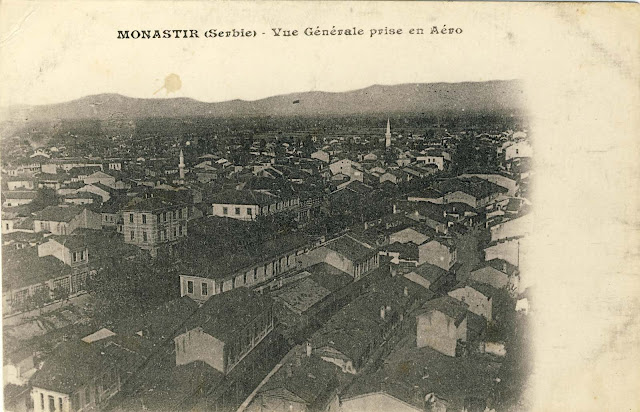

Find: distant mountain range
<box><xmin>3</xmin><ymin>80</ymin><xmax>524</xmax><ymax>121</ymax></box>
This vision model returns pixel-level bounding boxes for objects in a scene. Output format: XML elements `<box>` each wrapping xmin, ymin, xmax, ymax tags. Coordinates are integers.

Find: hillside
<box><xmin>2</xmin><ymin>80</ymin><xmax>524</xmax><ymax>121</ymax></box>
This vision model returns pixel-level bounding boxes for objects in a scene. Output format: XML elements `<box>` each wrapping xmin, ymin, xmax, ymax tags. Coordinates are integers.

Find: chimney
<box><xmin>502</xmin><ymin>262</ymin><xmax>507</xmax><ymax>273</ymax></box>
<box><xmin>306</xmin><ymin>341</ymin><xmax>312</xmax><ymax>357</ymax></box>
<box><xmin>286</xmin><ymin>363</ymin><xmax>293</xmax><ymax>378</ymax></box>
<box><xmin>393</xmin><ymin>204</ymin><xmax>397</xmax><ymax>214</ymax></box>
<box><xmin>404</xmin><ymin>286</ymin><xmax>409</xmax><ymax>297</ymax></box>
<box><xmin>380</xmin><ymin>306</ymin><xmax>386</xmax><ymax>320</ymax></box>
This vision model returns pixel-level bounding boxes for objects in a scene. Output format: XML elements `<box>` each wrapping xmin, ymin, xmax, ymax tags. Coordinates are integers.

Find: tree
<box><xmin>31</xmin><ymin>287</ymin><xmax>52</xmax><ymax>315</ymax></box>
<box><xmin>52</xmin><ymin>286</ymin><xmax>70</xmax><ymax>307</ymax></box>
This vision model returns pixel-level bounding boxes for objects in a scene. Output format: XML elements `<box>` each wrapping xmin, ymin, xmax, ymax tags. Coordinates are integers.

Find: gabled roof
<box><xmin>32</xmin><ymin>205</ymin><xmax>85</xmax><ymax>222</ymax></box>
<box><xmin>406</xmin><ymin>263</ymin><xmax>449</xmax><ymax>285</ymax></box>
<box><xmin>2</xmin><ymin>247</ymin><xmax>72</xmax><ymax>290</ymax></box>
<box><xmin>122</xmin><ymin>196</ymin><xmax>186</xmax><ymax>212</ymax></box>
<box><xmin>417</xmin><ymin>296</ymin><xmax>468</xmax><ymax>326</ymax></box>
<box><xmin>30</xmin><ymin>340</ymin><xmax>110</xmax><ymax>394</ymax></box>
<box><xmin>206</xmin><ymin>189</ymin><xmax>277</xmax><ymax>206</ymax></box>
<box><xmin>259</xmin><ymin>354</ymin><xmax>339</xmax><ymax>407</ymax></box>
<box><xmin>184</xmin><ymin>288</ymin><xmax>273</xmax><ymax>343</ymax></box>
<box><xmin>2</xmin><ymin>190</ymin><xmax>38</xmax><ymax>200</ymax></box>
<box><xmin>323</xmin><ymin>234</ymin><xmax>375</xmax><ymax>263</ymax></box>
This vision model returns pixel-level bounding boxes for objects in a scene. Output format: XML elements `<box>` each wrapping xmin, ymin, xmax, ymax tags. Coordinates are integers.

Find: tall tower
<box><xmin>385</xmin><ymin>118</ymin><xmax>391</xmax><ymax>148</ymax></box>
<box><xmin>179</xmin><ymin>149</ymin><xmax>185</xmax><ymax>180</ymax></box>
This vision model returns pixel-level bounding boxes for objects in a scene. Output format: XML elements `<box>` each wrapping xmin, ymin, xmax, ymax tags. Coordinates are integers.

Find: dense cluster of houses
<box><xmin>2</xmin><ymin>121</ymin><xmax>533</xmax><ymax>412</ymax></box>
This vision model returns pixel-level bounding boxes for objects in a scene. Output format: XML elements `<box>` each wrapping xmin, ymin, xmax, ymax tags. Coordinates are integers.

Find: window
<box><xmin>187</xmin><ymin>281</ymin><xmax>194</xmax><ymax>294</ymax></box>
<box><xmin>130</xmin><ymin>231</ymin><xmax>135</xmax><ymax>240</ymax></box>
<box><xmin>81</xmin><ymin>250</ymin><xmax>86</xmax><ymax>260</ymax></box>
<box><xmin>223</xmin><ymin>207</ymin><xmax>228</xmax><ymax>215</ymax></box>
<box><xmin>59</xmin><ymin>398</ymin><xmax>63</xmax><ymax>411</ymax></box>
<box><xmin>243</xmin><ymin>274</ymin><xmax>247</xmax><ymax>284</ymax></box>
<box><xmin>143</xmin><ymin>231</ymin><xmax>147</xmax><ymax>242</ymax></box>
<box><xmin>235</xmin><ymin>207</ymin><xmax>241</xmax><ymax>215</ymax></box>
<box><xmin>40</xmin><ymin>393</ymin><xmax>44</xmax><ymax>410</ymax></box>
<box><xmin>232</xmin><ymin>277</ymin><xmax>236</xmax><ymax>289</ymax></box>
<box><xmin>253</xmin><ymin>267</ymin><xmax>258</xmax><ymax>281</ymax></box>
<box><xmin>72</xmin><ymin>252</ymin><xmax>78</xmax><ymax>262</ymax></box>
<box><xmin>142</xmin><ymin>214</ymin><xmax>147</xmax><ymax>224</ymax></box>
<box><xmin>173</xmin><ymin>210</ymin><xmax>177</xmax><ymax>219</ymax></box>
<box><xmin>72</xmin><ymin>393</ymin><xmax>80</xmax><ymax>411</ymax></box>
<box><xmin>201</xmin><ymin>282</ymin><xmax>208</xmax><ymax>296</ymax></box>
<box><xmin>247</xmin><ymin>208</ymin><xmax>252</xmax><ymax>216</ymax></box>
<box><xmin>129</xmin><ymin>214</ymin><xmax>134</xmax><ymax>223</ymax></box>
<box><xmin>178</xmin><ymin>209</ymin><xmax>183</xmax><ymax>219</ymax></box>
<box><xmin>178</xmin><ymin>225</ymin><xmax>183</xmax><ymax>236</ymax></box>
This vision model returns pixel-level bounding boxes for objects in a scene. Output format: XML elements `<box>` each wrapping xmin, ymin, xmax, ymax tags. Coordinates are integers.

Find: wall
<box><xmin>416</xmin><ymin>311</ymin><xmax>465</xmax><ymax>357</ymax></box>
<box><xmin>175</xmin><ymin>328</ymin><xmax>226</xmax><ymax>373</ymax></box>
<box><xmin>211</xmin><ymin>203</ymin><xmax>259</xmax><ymax>221</ymax></box>
<box><xmin>444</xmin><ymin>191</ymin><xmax>477</xmax><ymax>209</ymax></box>
<box><xmin>32</xmin><ymin>388</ymin><xmax>71</xmax><ymax>412</ymax></box>
<box><xmin>490</xmin><ymin>213</ymin><xmax>533</xmax><ymax>242</ymax></box>
<box><xmin>419</xmin><ymin>241</ymin><xmax>455</xmax><ymax>270</ymax></box>
<box><xmin>180</xmin><ymin>276</ymin><xmax>216</xmax><ymax>302</ymax></box>
<box><xmin>448</xmin><ymin>287</ymin><xmax>492</xmax><ymax>321</ymax></box>
<box><xmin>341</xmin><ymin>393</ymin><xmax>422</xmax><ymax>412</ymax></box>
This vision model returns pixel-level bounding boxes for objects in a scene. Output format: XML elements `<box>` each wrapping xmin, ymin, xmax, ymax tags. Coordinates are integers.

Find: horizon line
<box><xmin>2</xmin><ymin>79</ymin><xmax>522</xmax><ymax>110</ymax></box>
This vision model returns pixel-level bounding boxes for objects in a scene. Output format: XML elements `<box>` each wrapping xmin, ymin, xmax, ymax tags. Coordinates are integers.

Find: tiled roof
<box><xmin>323</xmin><ymin>235</ymin><xmax>375</xmax><ymax>263</ymax></box>
<box><xmin>184</xmin><ymin>287</ymin><xmax>273</xmax><ymax>343</ymax></box>
<box><xmin>33</xmin><ymin>206</ymin><xmax>85</xmax><ymax>222</ymax></box>
<box><xmin>2</xmin><ymin>247</ymin><xmax>72</xmax><ymax>290</ymax></box>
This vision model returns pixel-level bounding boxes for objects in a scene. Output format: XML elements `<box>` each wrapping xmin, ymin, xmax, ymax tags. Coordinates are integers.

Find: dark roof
<box><xmin>184</xmin><ymin>288</ymin><xmax>273</xmax><ymax>343</ymax></box>
<box><xmin>312</xmin><ymin>275</ymin><xmax>433</xmax><ymax>363</ymax></box>
<box><xmin>113</xmin><ymin>296</ymin><xmax>199</xmax><ymax>341</ymax></box>
<box><xmin>400</xmin><ymin>201</ymin><xmax>447</xmax><ymax>224</ymax></box>
<box><xmin>383</xmin><ymin>241</ymin><xmax>419</xmax><ymax>261</ymax></box>
<box><xmin>30</xmin><ymin>340</ymin><xmax>112</xmax><ymax>394</ymax></box>
<box><xmin>179</xmin><ymin>231</ymin><xmax>311</xmax><ymax>280</ymax></box>
<box><xmin>342</xmin><ymin>340</ymin><xmax>499</xmax><ymax>411</ymax></box>
<box><xmin>408</xmin><ymin>262</ymin><xmax>449</xmax><ymax>284</ymax></box>
<box><xmin>207</xmin><ymin>189</ymin><xmax>277</xmax><ymax>206</ymax></box>
<box><xmin>439</xmin><ymin>177</ymin><xmax>508</xmax><ymax>199</ymax></box>
<box><xmin>418</xmin><ymin>296</ymin><xmax>468</xmax><ymax>326</ymax></box>
<box><xmin>259</xmin><ymin>353</ymin><xmax>339</xmax><ymax>407</ymax></box>
<box><xmin>2</xmin><ymin>190</ymin><xmax>38</xmax><ymax>199</ymax></box>
<box><xmin>2</xmin><ymin>247</ymin><xmax>72</xmax><ymax>290</ymax></box>
<box><xmin>32</xmin><ymin>205</ymin><xmax>85</xmax><ymax>222</ymax></box>
<box><xmin>271</xmin><ymin>277</ymin><xmax>331</xmax><ymax>315</ymax></box>
<box><xmin>407</xmin><ymin>188</ymin><xmax>442</xmax><ymax>199</ymax></box>
<box><xmin>485</xmin><ymin>258</ymin><xmax>519</xmax><ymax>276</ymax></box>
<box><xmin>122</xmin><ymin>196</ymin><xmax>186</xmax><ymax>212</ymax></box>
<box><xmin>119</xmin><ymin>360</ymin><xmax>224</xmax><ymax>412</ymax></box>
<box><xmin>305</xmin><ymin>263</ymin><xmax>353</xmax><ymax>292</ymax></box>
<box><xmin>323</xmin><ymin>235</ymin><xmax>375</xmax><ymax>263</ymax></box>
<box><xmin>97</xmin><ymin>195</ymin><xmax>131</xmax><ymax>214</ymax></box>
<box><xmin>343</xmin><ymin>180</ymin><xmax>373</xmax><ymax>195</ymax></box>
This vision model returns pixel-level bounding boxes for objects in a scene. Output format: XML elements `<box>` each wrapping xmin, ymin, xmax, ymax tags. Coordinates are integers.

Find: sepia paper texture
<box><xmin>1</xmin><ymin>1</ymin><xmax>639</xmax><ymax>411</ymax></box>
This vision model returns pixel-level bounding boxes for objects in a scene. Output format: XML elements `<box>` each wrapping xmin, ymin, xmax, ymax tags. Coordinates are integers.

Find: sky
<box><xmin>0</xmin><ymin>1</ymin><xmax>525</xmax><ymax>107</ymax></box>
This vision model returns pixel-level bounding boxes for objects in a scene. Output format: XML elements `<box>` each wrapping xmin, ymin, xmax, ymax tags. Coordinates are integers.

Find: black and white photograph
<box><xmin>0</xmin><ymin>2</ymin><xmax>638</xmax><ymax>412</ymax></box>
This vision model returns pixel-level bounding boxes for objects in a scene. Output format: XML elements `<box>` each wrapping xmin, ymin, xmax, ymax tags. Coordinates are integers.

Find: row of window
<box><xmin>128</xmin><ymin>208</ymin><xmax>188</xmax><ymax>224</ymax></box>
<box><xmin>71</xmin><ymin>250</ymin><xmax>87</xmax><ymax>263</ymax></box>
<box><xmin>129</xmin><ymin>225</ymin><xmax>185</xmax><ymax>242</ymax></box>
<box><xmin>222</xmin><ymin>206</ymin><xmax>253</xmax><ymax>216</ymax></box>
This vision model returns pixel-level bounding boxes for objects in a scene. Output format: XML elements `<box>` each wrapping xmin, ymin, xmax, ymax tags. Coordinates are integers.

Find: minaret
<box><xmin>179</xmin><ymin>149</ymin><xmax>185</xmax><ymax>180</ymax></box>
<box><xmin>385</xmin><ymin>118</ymin><xmax>391</xmax><ymax>148</ymax></box>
